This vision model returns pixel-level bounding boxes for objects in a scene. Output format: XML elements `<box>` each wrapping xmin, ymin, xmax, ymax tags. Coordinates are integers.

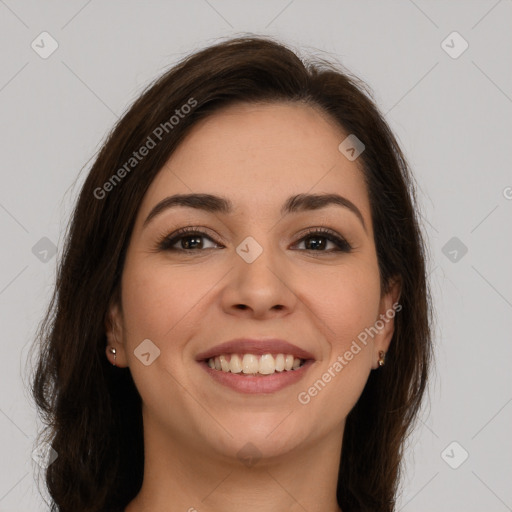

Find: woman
<box><xmin>32</xmin><ymin>36</ymin><xmax>433</xmax><ymax>512</ymax></box>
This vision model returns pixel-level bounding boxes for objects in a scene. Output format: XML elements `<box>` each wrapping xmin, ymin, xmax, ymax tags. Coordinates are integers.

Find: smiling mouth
<box><xmin>204</xmin><ymin>353</ymin><xmax>308</xmax><ymax>376</ymax></box>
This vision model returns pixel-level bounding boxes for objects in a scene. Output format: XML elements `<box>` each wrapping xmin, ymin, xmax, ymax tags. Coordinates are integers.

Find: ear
<box><xmin>105</xmin><ymin>296</ymin><xmax>129</xmax><ymax>367</ymax></box>
<box><xmin>371</xmin><ymin>276</ymin><xmax>402</xmax><ymax>369</ymax></box>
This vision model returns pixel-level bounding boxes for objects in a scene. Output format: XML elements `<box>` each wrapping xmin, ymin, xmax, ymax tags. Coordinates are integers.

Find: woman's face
<box><xmin>108</xmin><ymin>102</ymin><xmax>399</xmax><ymax>462</ymax></box>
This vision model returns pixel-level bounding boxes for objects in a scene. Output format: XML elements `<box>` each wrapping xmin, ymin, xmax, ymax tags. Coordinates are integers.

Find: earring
<box><xmin>109</xmin><ymin>346</ymin><xmax>117</xmax><ymax>367</ymax></box>
<box><xmin>378</xmin><ymin>350</ymin><xmax>386</xmax><ymax>367</ymax></box>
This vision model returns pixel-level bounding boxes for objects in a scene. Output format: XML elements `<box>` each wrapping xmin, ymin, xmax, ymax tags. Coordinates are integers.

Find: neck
<box><xmin>126</xmin><ymin>415</ymin><xmax>344</xmax><ymax>512</ymax></box>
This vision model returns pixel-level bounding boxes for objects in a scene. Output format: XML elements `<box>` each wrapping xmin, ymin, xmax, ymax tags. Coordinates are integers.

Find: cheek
<box><xmin>119</xmin><ymin>258</ymin><xmax>206</xmax><ymax>351</ymax></box>
<box><xmin>294</xmin><ymin>267</ymin><xmax>380</xmax><ymax>424</ymax></box>
<box><xmin>306</xmin><ymin>262</ymin><xmax>382</xmax><ymax>350</ymax></box>
<box><xmin>119</xmin><ymin>259</ymin><xmax>209</xmax><ymax>421</ymax></box>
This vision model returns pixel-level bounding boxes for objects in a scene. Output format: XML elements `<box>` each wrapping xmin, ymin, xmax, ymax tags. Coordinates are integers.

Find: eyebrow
<box><xmin>143</xmin><ymin>192</ymin><xmax>367</xmax><ymax>232</ymax></box>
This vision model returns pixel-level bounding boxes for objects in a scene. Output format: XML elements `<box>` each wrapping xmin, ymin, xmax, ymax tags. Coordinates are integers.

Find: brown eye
<box><xmin>155</xmin><ymin>226</ymin><xmax>352</xmax><ymax>254</ymax></box>
<box><xmin>293</xmin><ymin>228</ymin><xmax>352</xmax><ymax>253</ymax></box>
<box><xmin>157</xmin><ymin>228</ymin><xmax>221</xmax><ymax>252</ymax></box>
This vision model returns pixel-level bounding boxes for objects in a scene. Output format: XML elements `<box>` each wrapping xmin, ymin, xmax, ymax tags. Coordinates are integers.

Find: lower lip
<box><xmin>199</xmin><ymin>360</ymin><xmax>314</xmax><ymax>394</ymax></box>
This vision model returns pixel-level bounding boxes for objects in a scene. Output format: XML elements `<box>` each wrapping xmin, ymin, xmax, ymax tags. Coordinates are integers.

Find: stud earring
<box><xmin>378</xmin><ymin>350</ymin><xmax>386</xmax><ymax>367</ymax></box>
<box><xmin>109</xmin><ymin>346</ymin><xmax>117</xmax><ymax>367</ymax></box>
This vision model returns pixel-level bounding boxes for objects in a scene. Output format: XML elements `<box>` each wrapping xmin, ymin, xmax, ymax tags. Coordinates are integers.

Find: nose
<box><xmin>220</xmin><ymin>238</ymin><xmax>298</xmax><ymax>319</ymax></box>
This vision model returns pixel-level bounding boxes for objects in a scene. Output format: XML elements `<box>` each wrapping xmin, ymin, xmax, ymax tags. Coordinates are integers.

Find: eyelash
<box><xmin>155</xmin><ymin>226</ymin><xmax>352</xmax><ymax>254</ymax></box>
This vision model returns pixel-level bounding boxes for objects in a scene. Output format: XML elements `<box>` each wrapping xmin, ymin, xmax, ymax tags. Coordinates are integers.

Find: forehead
<box><xmin>137</xmin><ymin>102</ymin><xmax>371</xmax><ymax>225</ymax></box>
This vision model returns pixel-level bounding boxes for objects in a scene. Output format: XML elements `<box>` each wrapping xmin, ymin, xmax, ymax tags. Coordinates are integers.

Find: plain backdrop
<box><xmin>0</xmin><ymin>1</ymin><xmax>511</xmax><ymax>511</ymax></box>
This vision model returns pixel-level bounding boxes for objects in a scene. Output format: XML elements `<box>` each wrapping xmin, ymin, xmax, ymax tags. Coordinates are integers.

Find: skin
<box><xmin>106</xmin><ymin>102</ymin><xmax>401</xmax><ymax>512</ymax></box>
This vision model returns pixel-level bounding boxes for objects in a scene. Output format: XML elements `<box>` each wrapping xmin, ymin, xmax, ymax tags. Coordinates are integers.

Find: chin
<box><xmin>199</xmin><ymin>412</ymin><xmax>312</xmax><ymax>463</ymax></box>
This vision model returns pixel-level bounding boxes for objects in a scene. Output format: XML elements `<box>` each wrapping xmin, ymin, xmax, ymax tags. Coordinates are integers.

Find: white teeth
<box><xmin>259</xmin><ymin>354</ymin><xmax>275</xmax><ymax>375</ymax></box>
<box><xmin>206</xmin><ymin>353</ymin><xmax>306</xmax><ymax>375</ymax></box>
<box><xmin>219</xmin><ymin>354</ymin><xmax>230</xmax><ymax>372</ymax></box>
<box><xmin>242</xmin><ymin>354</ymin><xmax>259</xmax><ymax>374</ymax></box>
<box><xmin>275</xmin><ymin>354</ymin><xmax>285</xmax><ymax>372</ymax></box>
<box><xmin>229</xmin><ymin>354</ymin><xmax>242</xmax><ymax>373</ymax></box>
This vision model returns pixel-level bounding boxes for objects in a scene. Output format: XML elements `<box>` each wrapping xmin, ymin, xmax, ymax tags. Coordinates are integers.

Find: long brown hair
<box><xmin>31</xmin><ymin>35</ymin><xmax>433</xmax><ymax>512</ymax></box>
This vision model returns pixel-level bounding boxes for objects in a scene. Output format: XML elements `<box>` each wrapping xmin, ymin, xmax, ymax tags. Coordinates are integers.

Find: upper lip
<box><xmin>195</xmin><ymin>338</ymin><xmax>316</xmax><ymax>361</ymax></box>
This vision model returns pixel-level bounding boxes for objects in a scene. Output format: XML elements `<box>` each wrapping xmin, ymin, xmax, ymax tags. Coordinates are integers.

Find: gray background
<box><xmin>1</xmin><ymin>1</ymin><xmax>511</xmax><ymax>511</ymax></box>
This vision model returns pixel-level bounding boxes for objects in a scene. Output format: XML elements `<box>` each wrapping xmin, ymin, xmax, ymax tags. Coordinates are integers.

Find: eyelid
<box><xmin>291</xmin><ymin>226</ymin><xmax>352</xmax><ymax>251</ymax></box>
<box><xmin>154</xmin><ymin>226</ymin><xmax>222</xmax><ymax>251</ymax></box>
<box><xmin>155</xmin><ymin>225</ymin><xmax>352</xmax><ymax>252</ymax></box>
<box><xmin>295</xmin><ymin>226</ymin><xmax>346</xmax><ymax>241</ymax></box>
